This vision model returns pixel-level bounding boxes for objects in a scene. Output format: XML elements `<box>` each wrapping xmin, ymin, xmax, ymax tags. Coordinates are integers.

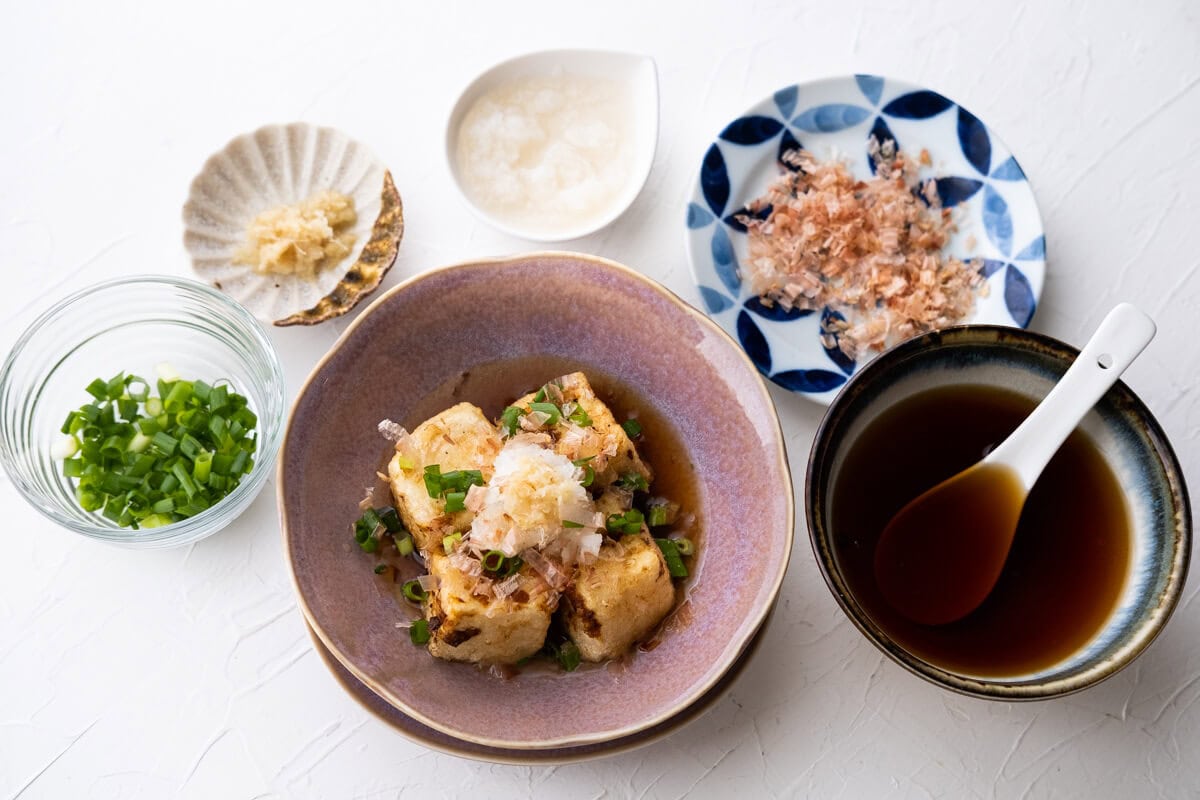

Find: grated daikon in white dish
<box><xmin>454</xmin><ymin>69</ymin><xmax>637</xmax><ymax>239</ymax></box>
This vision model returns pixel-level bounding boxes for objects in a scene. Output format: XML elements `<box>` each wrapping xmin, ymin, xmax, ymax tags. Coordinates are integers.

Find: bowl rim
<box><xmin>278</xmin><ymin>251</ymin><xmax>794</xmax><ymax>747</ymax></box>
<box><xmin>0</xmin><ymin>273</ymin><xmax>285</xmax><ymax>547</ymax></box>
<box><xmin>805</xmin><ymin>323</ymin><xmax>1192</xmax><ymax>700</ymax></box>
<box><xmin>442</xmin><ymin>49</ymin><xmax>660</xmax><ymax>242</ymax></box>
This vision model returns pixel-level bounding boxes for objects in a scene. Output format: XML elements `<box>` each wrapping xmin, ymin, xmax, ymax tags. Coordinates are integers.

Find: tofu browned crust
<box><xmin>563</xmin><ymin>529</ymin><xmax>675</xmax><ymax>662</ymax></box>
<box><xmin>424</xmin><ymin>552</ymin><xmax>557</xmax><ymax>664</ymax></box>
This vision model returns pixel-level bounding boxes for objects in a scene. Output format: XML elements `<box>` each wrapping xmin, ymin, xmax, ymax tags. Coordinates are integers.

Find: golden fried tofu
<box><xmin>512</xmin><ymin>372</ymin><xmax>651</xmax><ymax>490</ymax></box>
<box><xmin>423</xmin><ymin>552</ymin><xmax>556</xmax><ymax>664</ymax></box>
<box><xmin>388</xmin><ymin>402</ymin><xmax>501</xmax><ymax>552</ymax></box>
<box><xmin>563</xmin><ymin>529</ymin><xmax>675</xmax><ymax>662</ymax></box>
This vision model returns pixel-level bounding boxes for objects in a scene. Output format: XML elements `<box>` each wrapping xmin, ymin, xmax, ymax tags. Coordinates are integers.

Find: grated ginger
<box><xmin>233</xmin><ymin>190</ymin><xmax>357</xmax><ymax>278</ymax></box>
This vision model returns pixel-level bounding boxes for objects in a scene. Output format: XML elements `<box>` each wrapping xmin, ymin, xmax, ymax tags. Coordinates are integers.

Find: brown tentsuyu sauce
<box><xmin>371</xmin><ymin>355</ymin><xmax>703</xmax><ymax>672</ymax></box>
<box><xmin>831</xmin><ymin>385</ymin><xmax>1130</xmax><ymax>677</ymax></box>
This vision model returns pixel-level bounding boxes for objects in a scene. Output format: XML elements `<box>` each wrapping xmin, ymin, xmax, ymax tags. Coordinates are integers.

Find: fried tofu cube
<box><xmin>423</xmin><ymin>552</ymin><xmax>555</xmax><ymax>664</ymax></box>
<box><xmin>563</xmin><ymin>529</ymin><xmax>675</xmax><ymax>662</ymax></box>
<box><xmin>512</xmin><ymin>372</ymin><xmax>651</xmax><ymax>490</ymax></box>
<box><xmin>387</xmin><ymin>402</ymin><xmax>501</xmax><ymax>552</ymax></box>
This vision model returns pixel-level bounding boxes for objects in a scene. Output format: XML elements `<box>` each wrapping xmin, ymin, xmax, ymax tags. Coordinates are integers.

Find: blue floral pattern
<box><xmin>685</xmin><ymin>75</ymin><xmax>1047</xmax><ymax>403</ymax></box>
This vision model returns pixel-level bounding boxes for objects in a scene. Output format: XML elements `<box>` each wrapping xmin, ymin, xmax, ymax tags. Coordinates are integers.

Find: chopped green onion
<box><xmin>528</xmin><ymin>401</ymin><xmax>561</xmax><ymax>426</ymax></box>
<box><xmin>481</xmin><ymin>550</ymin><xmax>507</xmax><ymax>572</ymax></box>
<box><xmin>163</xmin><ymin>380</ymin><xmax>193</xmax><ymax>413</ymax></box>
<box><xmin>193</xmin><ymin>451</ymin><xmax>213</xmax><ymax>483</ymax></box>
<box><xmin>395</xmin><ymin>455</ymin><xmax>415</xmax><ymax>470</ymax></box>
<box><xmin>423</xmin><ymin>464</ymin><xmax>442</xmax><ymax>497</ymax></box>
<box><xmin>374</xmin><ymin>564</ymin><xmax>388</xmax><ymax>575</ymax></box>
<box><xmin>606</xmin><ymin>509</ymin><xmax>645</xmax><ymax>536</ymax></box>
<box><xmin>376</xmin><ymin>506</ymin><xmax>405</xmax><ymax>533</ymax></box>
<box><xmin>561</xmin><ymin>520</ymin><xmax>584</xmax><ymax>529</ymax></box>
<box><xmin>500</xmin><ymin>406</ymin><xmax>522</xmax><ymax>437</ymax></box>
<box><xmin>410</xmin><ymin>619</ymin><xmax>431</xmax><ymax>645</ymax></box>
<box><xmin>151</xmin><ymin>431</ymin><xmax>178</xmax><ymax>456</ymax></box>
<box><xmin>621</xmin><ymin>419</ymin><xmax>643</xmax><ymax>438</ymax></box>
<box><xmin>353</xmin><ymin>508</ymin><xmax>381</xmax><ymax>545</ymax></box>
<box><xmin>568</xmin><ymin>405</ymin><xmax>592</xmax><ymax>427</ymax></box>
<box><xmin>439</xmin><ymin>469</ymin><xmax>483</xmax><ymax>492</ymax></box>
<box><xmin>646</xmin><ymin>500</ymin><xmax>679</xmax><ymax>527</ymax></box>
<box><xmin>156</xmin><ymin>362</ymin><xmax>181</xmax><ymax>383</ymax></box>
<box><xmin>443</xmin><ymin>491</ymin><xmax>466</xmax><ymax>512</ymax></box>
<box><xmin>424</xmin><ymin>465</ymin><xmax>483</xmax><ymax>507</ymax></box>
<box><xmin>85</xmin><ymin>378</ymin><xmax>109</xmax><ymax>401</ymax></box>
<box><xmin>125</xmin><ymin>378</ymin><xmax>149</xmax><ymax>402</ymax></box>
<box><xmin>395</xmin><ymin>535</ymin><xmax>414</xmax><ymax>557</ymax></box>
<box><xmin>359</xmin><ymin>536</ymin><xmax>379</xmax><ymax>553</ymax></box>
<box><xmin>502</xmin><ymin>556</ymin><xmax>523</xmax><ymax>578</ymax></box>
<box><xmin>673</xmin><ymin>537</ymin><xmax>695</xmax><ymax>556</ymax></box>
<box><xmin>571</xmin><ymin>455</ymin><xmax>596</xmax><ymax>488</ymax></box>
<box><xmin>443</xmin><ymin>532</ymin><xmax>462</xmax><ymax>553</ymax></box>
<box><xmin>402</xmin><ymin>579</ymin><xmax>428</xmax><ymax>603</ymax></box>
<box><xmin>556</xmin><ymin>641</ymin><xmax>581</xmax><ymax>672</ymax></box>
<box><xmin>51</xmin><ymin>435</ymin><xmax>79</xmax><ymax>460</ymax></box>
<box><xmin>655</xmin><ymin>538</ymin><xmax>689</xmax><ymax>578</ymax></box>
<box><xmin>532</xmin><ymin>387</ymin><xmax>547</xmax><ymax>403</ymax></box>
<box><xmin>617</xmin><ymin>472</ymin><xmax>649</xmax><ymax>492</ymax></box>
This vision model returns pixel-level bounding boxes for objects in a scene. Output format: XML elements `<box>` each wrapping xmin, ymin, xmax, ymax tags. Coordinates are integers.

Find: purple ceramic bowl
<box><xmin>280</xmin><ymin>252</ymin><xmax>793</xmax><ymax>749</ymax></box>
<box><xmin>305</xmin><ymin>610</ymin><xmax>773</xmax><ymax>764</ymax></box>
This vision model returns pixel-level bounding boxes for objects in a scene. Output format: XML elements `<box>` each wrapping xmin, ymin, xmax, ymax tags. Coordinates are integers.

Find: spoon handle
<box><xmin>986</xmin><ymin>303</ymin><xmax>1156</xmax><ymax>490</ymax></box>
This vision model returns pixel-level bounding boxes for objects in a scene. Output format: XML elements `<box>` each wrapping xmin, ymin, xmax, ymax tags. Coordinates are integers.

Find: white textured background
<box><xmin>2</xmin><ymin>1</ymin><xmax>1198</xmax><ymax>797</ymax></box>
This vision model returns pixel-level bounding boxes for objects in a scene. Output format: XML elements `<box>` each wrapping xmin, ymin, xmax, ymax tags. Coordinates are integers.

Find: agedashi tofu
<box><xmin>424</xmin><ymin>552</ymin><xmax>555</xmax><ymax>664</ymax></box>
<box><xmin>365</xmin><ymin>372</ymin><xmax>693</xmax><ymax>669</ymax></box>
<box><xmin>563</xmin><ymin>529</ymin><xmax>675</xmax><ymax>662</ymax></box>
<box><xmin>510</xmin><ymin>372</ymin><xmax>651</xmax><ymax>490</ymax></box>
<box><xmin>387</xmin><ymin>402</ymin><xmax>501</xmax><ymax>552</ymax></box>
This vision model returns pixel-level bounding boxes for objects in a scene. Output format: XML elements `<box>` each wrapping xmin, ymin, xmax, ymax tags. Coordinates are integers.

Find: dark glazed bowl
<box><xmin>806</xmin><ymin>325</ymin><xmax>1190</xmax><ymax>700</ymax></box>
<box><xmin>280</xmin><ymin>253</ymin><xmax>793</xmax><ymax>748</ymax></box>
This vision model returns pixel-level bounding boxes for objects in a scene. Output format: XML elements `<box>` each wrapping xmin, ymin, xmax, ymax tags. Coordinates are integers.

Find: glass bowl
<box><xmin>0</xmin><ymin>275</ymin><xmax>285</xmax><ymax>548</ymax></box>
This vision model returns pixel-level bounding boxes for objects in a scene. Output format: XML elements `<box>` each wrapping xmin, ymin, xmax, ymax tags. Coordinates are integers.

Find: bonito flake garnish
<box><xmin>740</xmin><ymin>140</ymin><xmax>987</xmax><ymax>361</ymax></box>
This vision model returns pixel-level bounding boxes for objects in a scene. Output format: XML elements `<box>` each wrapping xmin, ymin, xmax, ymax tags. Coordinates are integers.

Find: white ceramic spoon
<box><xmin>873</xmin><ymin>303</ymin><xmax>1157</xmax><ymax>625</ymax></box>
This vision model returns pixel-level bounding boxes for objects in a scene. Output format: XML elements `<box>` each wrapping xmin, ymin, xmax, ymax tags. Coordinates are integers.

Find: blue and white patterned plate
<box><xmin>685</xmin><ymin>75</ymin><xmax>1046</xmax><ymax>404</ymax></box>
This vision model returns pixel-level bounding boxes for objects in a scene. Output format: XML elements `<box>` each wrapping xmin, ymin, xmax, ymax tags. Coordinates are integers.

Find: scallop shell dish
<box><xmin>183</xmin><ymin>123</ymin><xmax>404</xmax><ymax>325</ymax></box>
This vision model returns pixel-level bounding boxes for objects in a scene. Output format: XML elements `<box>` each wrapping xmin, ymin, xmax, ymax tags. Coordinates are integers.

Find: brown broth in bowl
<box><xmin>831</xmin><ymin>384</ymin><xmax>1131</xmax><ymax>677</ymax></box>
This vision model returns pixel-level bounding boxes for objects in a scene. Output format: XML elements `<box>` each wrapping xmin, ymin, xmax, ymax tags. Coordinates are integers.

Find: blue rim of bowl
<box><xmin>805</xmin><ymin>324</ymin><xmax>1191</xmax><ymax>700</ymax></box>
<box><xmin>684</xmin><ymin>74</ymin><xmax>1047</xmax><ymax>404</ymax></box>
<box><xmin>0</xmin><ymin>274</ymin><xmax>285</xmax><ymax>547</ymax></box>
<box><xmin>278</xmin><ymin>251</ymin><xmax>794</xmax><ymax>749</ymax></box>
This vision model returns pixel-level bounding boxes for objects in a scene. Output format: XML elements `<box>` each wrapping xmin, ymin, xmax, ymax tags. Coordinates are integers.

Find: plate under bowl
<box><xmin>306</xmin><ymin>608</ymin><xmax>772</xmax><ymax>764</ymax></box>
